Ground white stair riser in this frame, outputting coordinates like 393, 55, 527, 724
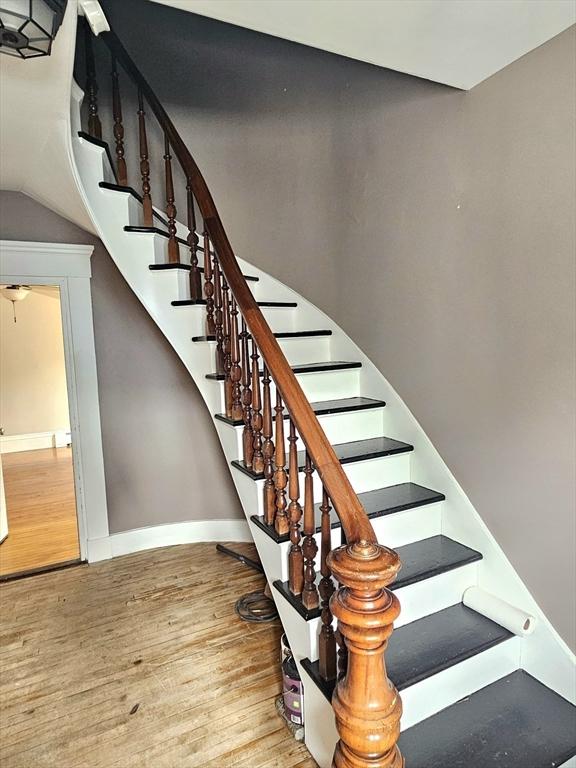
373, 502, 443, 550
171, 304, 298, 337
277, 560, 479, 663
297, 369, 361, 402
299, 637, 522, 768
195, 336, 332, 367
219, 407, 388, 460
208, 370, 362, 413
400, 636, 521, 730
235, 453, 411, 511
250, 499, 442, 586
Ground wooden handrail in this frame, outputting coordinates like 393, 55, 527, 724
101, 29, 375, 546
95, 27, 404, 768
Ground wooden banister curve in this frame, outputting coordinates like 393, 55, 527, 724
93, 27, 404, 768
102, 29, 375, 547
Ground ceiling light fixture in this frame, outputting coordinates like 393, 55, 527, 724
0, 284, 30, 322
0, 0, 67, 59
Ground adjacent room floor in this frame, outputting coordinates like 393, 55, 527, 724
0, 447, 80, 578
0, 541, 318, 767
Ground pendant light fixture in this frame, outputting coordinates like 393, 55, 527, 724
0, 284, 30, 322
0, 0, 67, 59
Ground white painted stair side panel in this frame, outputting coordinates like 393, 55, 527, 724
300, 668, 339, 768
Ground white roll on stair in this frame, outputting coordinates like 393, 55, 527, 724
463, 586, 537, 637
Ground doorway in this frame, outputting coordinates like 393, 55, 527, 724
0, 283, 80, 577
0, 240, 110, 569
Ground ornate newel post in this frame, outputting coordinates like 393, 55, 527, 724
328, 540, 404, 768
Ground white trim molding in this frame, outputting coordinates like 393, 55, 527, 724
0, 239, 109, 562
87, 519, 252, 562
0, 431, 72, 454
0, 241, 93, 277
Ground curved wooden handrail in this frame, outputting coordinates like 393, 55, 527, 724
96, 28, 404, 767
102, 29, 375, 546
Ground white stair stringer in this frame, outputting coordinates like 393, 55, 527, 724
68, 95, 574, 767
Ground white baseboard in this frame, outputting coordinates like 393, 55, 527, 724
0, 430, 71, 454
87, 518, 252, 562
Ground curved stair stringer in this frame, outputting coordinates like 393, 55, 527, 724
69, 93, 574, 767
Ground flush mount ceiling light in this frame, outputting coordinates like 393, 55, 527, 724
0, 0, 67, 59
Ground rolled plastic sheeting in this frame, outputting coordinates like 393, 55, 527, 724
463, 586, 537, 637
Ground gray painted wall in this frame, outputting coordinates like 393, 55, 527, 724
98, 1, 575, 649
0, 192, 243, 532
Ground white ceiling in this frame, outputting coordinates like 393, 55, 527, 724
0, 1, 93, 231
150, 0, 575, 90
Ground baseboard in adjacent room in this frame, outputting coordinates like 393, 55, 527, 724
87, 519, 252, 562
0, 431, 71, 454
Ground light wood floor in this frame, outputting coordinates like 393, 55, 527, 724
0, 448, 80, 578
0, 541, 318, 767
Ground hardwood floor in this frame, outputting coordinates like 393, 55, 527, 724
0, 542, 318, 767
0, 448, 80, 578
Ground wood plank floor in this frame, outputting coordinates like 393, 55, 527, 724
0, 542, 318, 767
0, 448, 80, 578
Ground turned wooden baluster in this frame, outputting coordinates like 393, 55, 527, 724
222, 279, 233, 418
301, 452, 319, 610
261, 365, 275, 524
229, 297, 243, 421
273, 391, 289, 536
203, 230, 216, 337
251, 341, 264, 473
240, 320, 254, 468
329, 543, 403, 768
287, 419, 304, 594
187, 184, 202, 300
84, 23, 101, 139
212, 253, 224, 372
111, 55, 127, 186
163, 135, 179, 263
318, 488, 337, 681
137, 88, 153, 226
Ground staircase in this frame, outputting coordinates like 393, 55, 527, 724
70, 23, 576, 768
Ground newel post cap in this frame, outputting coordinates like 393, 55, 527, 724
328, 539, 401, 592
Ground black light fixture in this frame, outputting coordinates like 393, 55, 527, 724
0, 0, 67, 59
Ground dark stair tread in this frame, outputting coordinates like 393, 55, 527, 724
79, 133, 118, 184
273, 535, 482, 621
251, 482, 445, 544
234, 436, 412, 480
398, 670, 576, 767
176, 299, 296, 308
302, 602, 514, 701
216, 395, 385, 427
207, 360, 360, 380
124, 225, 189, 247
194, 329, 331, 342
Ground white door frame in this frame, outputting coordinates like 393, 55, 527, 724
0, 240, 109, 561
